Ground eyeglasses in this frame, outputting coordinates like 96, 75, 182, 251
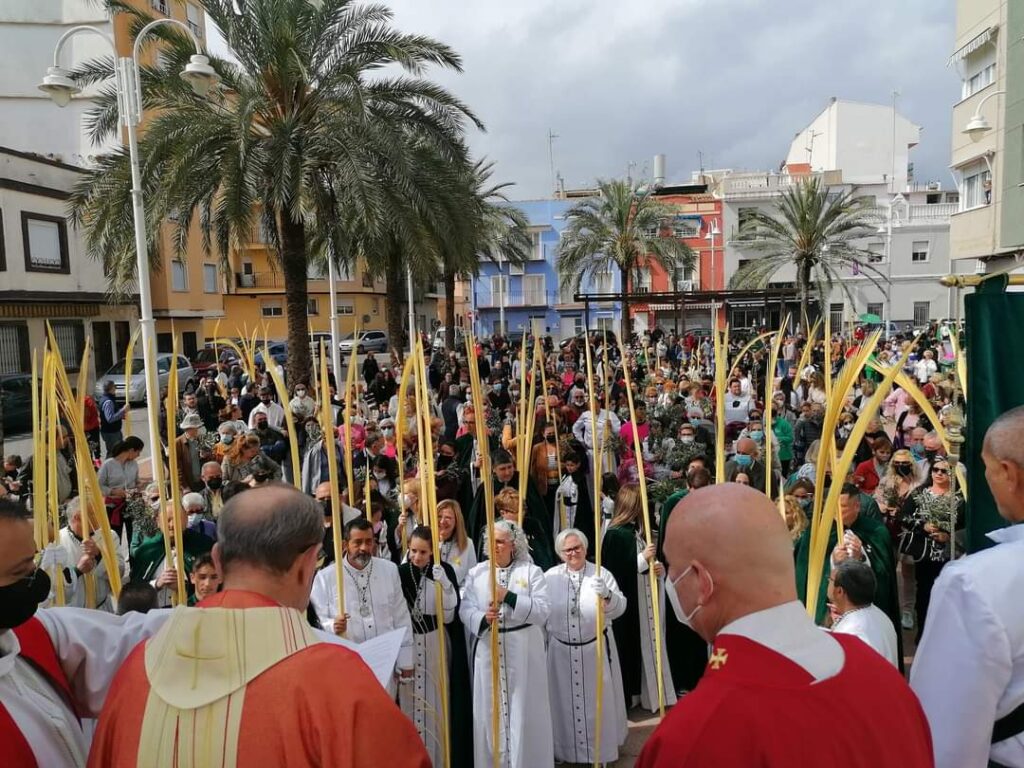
562, 545, 583, 555
932, 467, 950, 475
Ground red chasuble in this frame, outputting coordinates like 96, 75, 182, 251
637, 633, 933, 767
88, 590, 429, 768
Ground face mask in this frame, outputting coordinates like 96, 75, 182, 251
151, 500, 163, 511
187, 513, 202, 527
748, 430, 764, 443
256, 423, 268, 432
910, 444, 925, 459
798, 497, 813, 511
436, 454, 453, 469
401, 493, 413, 509
924, 449, 938, 462
382, 427, 395, 437
666, 564, 708, 628
0, 569, 51, 630
734, 453, 753, 468
373, 470, 387, 481
493, 384, 502, 392
295, 390, 306, 398
545, 434, 557, 444
894, 463, 915, 477
206, 478, 222, 491
680, 435, 695, 445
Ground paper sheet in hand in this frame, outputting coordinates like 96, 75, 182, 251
315, 627, 404, 689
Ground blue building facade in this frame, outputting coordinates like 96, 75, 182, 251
470, 198, 622, 341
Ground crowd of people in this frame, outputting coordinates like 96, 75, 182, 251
2, 320, 1023, 768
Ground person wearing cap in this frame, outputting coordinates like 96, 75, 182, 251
174, 412, 209, 493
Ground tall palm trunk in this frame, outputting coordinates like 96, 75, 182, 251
799, 261, 813, 335
384, 245, 407, 361
443, 267, 457, 350
281, 215, 313, 387
620, 263, 631, 342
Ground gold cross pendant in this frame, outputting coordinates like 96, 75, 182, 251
709, 647, 728, 670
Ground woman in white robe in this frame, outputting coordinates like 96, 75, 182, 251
460, 520, 553, 768
437, 499, 476, 587
544, 528, 628, 765
398, 526, 459, 768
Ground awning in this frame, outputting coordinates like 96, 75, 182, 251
948, 26, 996, 67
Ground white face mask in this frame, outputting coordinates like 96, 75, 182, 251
187, 513, 201, 527
401, 493, 413, 509
666, 564, 710, 628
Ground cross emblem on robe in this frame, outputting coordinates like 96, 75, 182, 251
709, 647, 728, 670
175, 620, 225, 689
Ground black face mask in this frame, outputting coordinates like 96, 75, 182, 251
894, 463, 915, 478
924, 449, 939, 462
545, 435, 557, 444
256, 424, 268, 432
252, 472, 270, 483
206, 478, 223, 491
436, 454, 454, 469
0, 569, 51, 630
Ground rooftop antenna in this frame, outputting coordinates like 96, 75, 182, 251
547, 129, 559, 196
805, 131, 823, 164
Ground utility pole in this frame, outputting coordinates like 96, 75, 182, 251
891, 89, 900, 193
547, 129, 559, 196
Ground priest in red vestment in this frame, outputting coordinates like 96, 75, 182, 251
638, 484, 933, 768
0, 498, 167, 768
89, 483, 430, 768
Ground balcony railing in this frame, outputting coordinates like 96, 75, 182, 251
721, 170, 843, 200
476, 290, 558, 308
187, 20, 203, 37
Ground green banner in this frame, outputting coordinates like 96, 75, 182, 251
965, 276, 1024, 552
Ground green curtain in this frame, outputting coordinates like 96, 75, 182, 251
965, 276, 1024, 552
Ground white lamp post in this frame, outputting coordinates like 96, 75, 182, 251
704, 219, 720, 326
40, 20, 217, 484
962, 90, 1006, 139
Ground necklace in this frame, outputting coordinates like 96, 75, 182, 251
833, 605, 867, 628
411, 567, 426, 624
567, 568, 584, 617
347, 557, 374, 617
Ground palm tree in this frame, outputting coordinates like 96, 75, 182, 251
439, 160, 531, 351
728, 176, 886, 332
68, 0, 478, 385
556, 179, 696, 341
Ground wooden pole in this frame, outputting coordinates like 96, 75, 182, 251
318, 342, 346, 631
164, 341, 187, 603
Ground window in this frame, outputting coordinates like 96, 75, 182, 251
338, 302, 354, 316
866, 302, 883, 318
529, 231, 546, 261
867, 242, 885, 263
261, 300, 283, 317
572, 316, 585, 335
21, 213, 69, 273
307, 298, 320, 315
962, 47, 996, 100
961, 163, 992, 210
594, 271, 613, 294
830, 302, 844, 330
362, 271, 374, 288
913, 301, 930, 326
489, 275, 508, 307
51, 321, 85, 371
559, 279, 577, 304
185, 3, 203, 36
634, 267, 652, 294
0, 323, 29, 374
671, 219, 700, 238
372, 299, 379, 315
203, 263, 218, 293
737, 208, 758, 232
150, 0, 169, 15
171, 260, 188, 291
523, 274, 545, 305
911, 241, 930, 263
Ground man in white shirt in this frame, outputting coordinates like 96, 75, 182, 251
0, 497, 166, 768
58, 496, 125, 613
722, 378, 754, 424
914, 349, 937, 385
828, 560, 898, 667
911, 405, 1024, 768
248, 385, 287, 432
309, 517, 413, 694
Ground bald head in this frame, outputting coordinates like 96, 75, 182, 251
665, 484, 797, 642
216, 483, 322, 573
983, 405, 1024, 522
735, 438, 757, 457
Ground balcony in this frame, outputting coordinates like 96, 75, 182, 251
476, 290, 558, 309
151, 0, 169, 14
187, 20, 203, 37
721, 170, 843, 200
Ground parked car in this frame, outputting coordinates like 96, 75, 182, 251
93, 354, 195, 405
339, 330, 388, 354
254, 342, 288, 367
190, 347, 220, 373
432, 326, 466, 352
0, 373, 33, 435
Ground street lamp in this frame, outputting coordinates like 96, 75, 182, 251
39, 20, 217, 486
962, 90, 1006, 140
704, 219, 720, 327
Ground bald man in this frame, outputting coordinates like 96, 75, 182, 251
637, 484, 932, 768
911, 404, 1024, 768
90, 483, 429, 768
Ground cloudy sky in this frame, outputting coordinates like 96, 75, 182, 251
378, 0, 959, 198
213, 1, 959, 198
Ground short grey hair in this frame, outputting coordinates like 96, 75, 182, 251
64, 496, 83, 519
217, 483, 323, 574
555, 528, 588, 555
488, 520, 530, 562
181, 492, 205, 512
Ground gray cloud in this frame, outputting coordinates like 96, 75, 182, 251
384, 0, 958, 196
